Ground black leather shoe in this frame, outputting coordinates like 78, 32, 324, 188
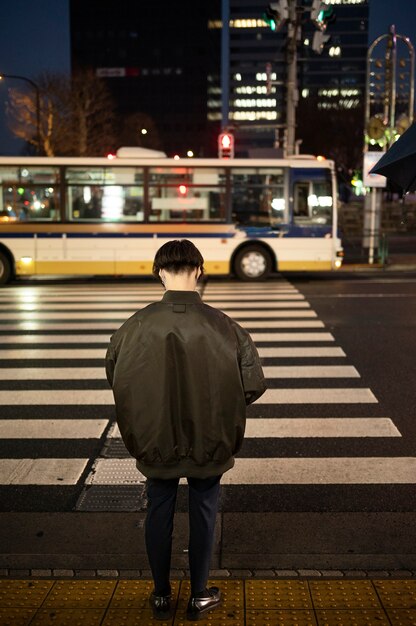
186, 586, 221, 621
149, 592, 173, 620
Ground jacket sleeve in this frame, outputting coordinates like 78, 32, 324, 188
105, 340, 116, 387
232, 321, 267, 405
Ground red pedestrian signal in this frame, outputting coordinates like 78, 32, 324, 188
218, 132, 234, 158
178, 184, 187, 196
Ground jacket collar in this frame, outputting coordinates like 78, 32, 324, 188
162, 290, 202, 304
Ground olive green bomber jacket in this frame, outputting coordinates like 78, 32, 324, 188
105, 290, 267, 479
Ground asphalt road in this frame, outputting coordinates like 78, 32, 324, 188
0, 271, 415, 570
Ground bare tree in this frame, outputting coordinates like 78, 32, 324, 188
69, 69, 116, 156
7, 70, 116, 156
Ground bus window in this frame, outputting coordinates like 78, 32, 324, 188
148, 167, 227, 222
293, 178, 333, 226
291, 167, 333, 227
0, 166, 60, 221
66, 167, 145, 221
231, 168, 286, 227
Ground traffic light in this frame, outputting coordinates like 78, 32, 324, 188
218, 131, 234, 158
263, 1, 288, 32
311, 0, 333, 32
312, 30, 330, 54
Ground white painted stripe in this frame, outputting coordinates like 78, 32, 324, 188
0, 312, 319, 329
222, 310, 317, 318
251, 332, 334, 342
0, 419, 108, 438
0, 390, 113, 404
259, 347, 346, 357
0, 312, 134, 320
258, 388, 378, 404
0, 346, 347, 359
0, 459, 88, 485
0, 323, 123, 331
240, 321, 324, 328
0, 335, 111, 344
0, 367, 105, 380
1, 303, 154, 311
263, 366, 359, 378
0, 309, 316, 321
0, 292, 299, 304
84, 457, 416, 485
0, 387, 376, 405
0, 285, 294, 296
225, 457, 416, 484
219, 302, 310, 309
244, 418, 401, 438
0, 349, 105, 359
0, 295, 305, 310
205, 295, 305, 301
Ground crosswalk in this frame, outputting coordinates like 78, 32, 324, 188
0, 278, 411, 513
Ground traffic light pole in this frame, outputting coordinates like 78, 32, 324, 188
285, 0, 298, 157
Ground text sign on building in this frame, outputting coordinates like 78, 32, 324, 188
363, 151, 386, 188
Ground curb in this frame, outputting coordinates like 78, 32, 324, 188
1, 568, 416, 579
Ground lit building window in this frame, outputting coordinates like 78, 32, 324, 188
233, 98, 277, 108
230, 111, 278, 120
235, 86, 273, 95
208, 18, 269, 29
256, 72, 276, 81
329, 46, 341, 57
208, 99, 222, 108
207, 112, 222, 120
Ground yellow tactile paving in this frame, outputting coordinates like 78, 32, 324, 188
309, 580, 381, 609
1, 578, 416, 624
373, 579, 416, 608
246, 609, 317, 625
0, 579, 53, 608
246, 580, 313, 609
30, 607, 106, 625
0, 607, 37, 626
42, 579, 117, 609
109, 579, 179, 609
315, 609, 390, 625
386, 608, 416, 624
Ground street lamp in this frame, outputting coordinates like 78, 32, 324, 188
0, 73, 41, 154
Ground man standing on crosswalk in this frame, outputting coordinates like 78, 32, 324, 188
105, 239, 266, 621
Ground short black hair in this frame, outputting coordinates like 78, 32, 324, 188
152, 239, 204, 279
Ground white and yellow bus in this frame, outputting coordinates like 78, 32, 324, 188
0, 153, 343, 284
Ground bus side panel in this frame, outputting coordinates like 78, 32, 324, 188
261, 236, 334, 271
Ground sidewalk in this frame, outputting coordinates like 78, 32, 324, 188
1, 573, 416, 625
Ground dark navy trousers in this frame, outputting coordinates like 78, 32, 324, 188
145, 475, 222, 596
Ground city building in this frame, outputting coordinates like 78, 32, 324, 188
70, 0, 221, 157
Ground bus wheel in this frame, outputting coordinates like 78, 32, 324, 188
0, 251, 11, 285
234, 245, 272, 281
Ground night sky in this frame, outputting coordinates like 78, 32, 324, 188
0, 0, 415, 155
